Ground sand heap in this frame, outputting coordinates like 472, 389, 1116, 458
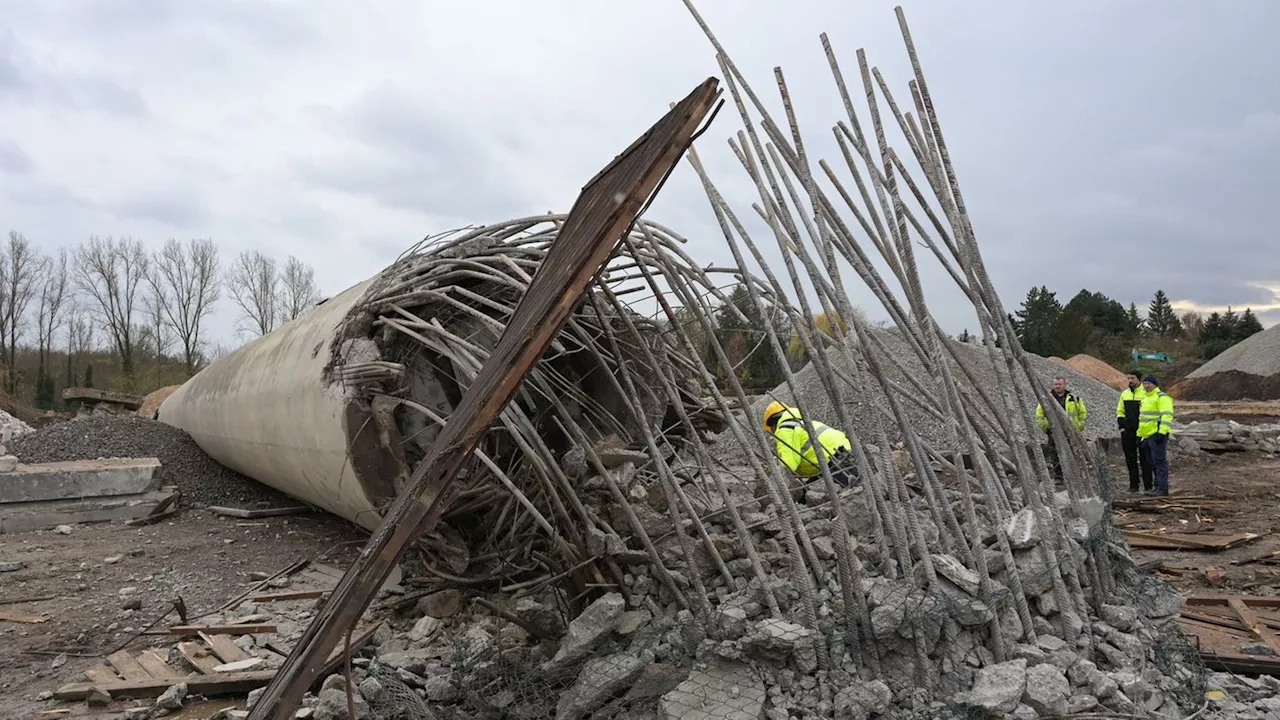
1178, 323, 1280, 400
1064, 354, 1130, 391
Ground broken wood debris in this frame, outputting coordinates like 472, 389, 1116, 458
167, 623, 278, 636
1177, 594, 1280, 676
1123, 528, 1265, 551
0, 610, 46, 623
210, 505, 309, 519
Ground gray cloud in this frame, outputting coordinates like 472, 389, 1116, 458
0, 30, 148, 117
0, 140, 33, 175
294, 91, 529, 220
110, 193, 209, 228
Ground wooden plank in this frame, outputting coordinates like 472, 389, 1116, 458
55, 624, 381, 701
178, 641, 222, 674
169, 624, 276, 636
0, 611, 45, 623
201, 632, 251, 663
215, 658, 265, 673
251, 590, 326, 603
1228, 597, 1280, 656
210, 506, 308, 519
83, 666, 117, 684
298, 571, 340, 588
308, 564, 345, 580
135, 649, 185, 680
56, 670, 279, 700
222, 559, 310, 612
106, 650, 153, 682
249, 79, 722, 719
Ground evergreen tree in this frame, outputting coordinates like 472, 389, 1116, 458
1126, 303, 1145, 336
1235, 308, 1264, 343
1146, 290, 1182, 338
1013, 286, 1063, 356
958, 328, 972, 343
83, 363, 94, 389
1199, 311, 1233, 359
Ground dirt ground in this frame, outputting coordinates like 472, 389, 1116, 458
1113, 448, 1280, 596
0, 508, 364, 719
1, 405, 1277, 718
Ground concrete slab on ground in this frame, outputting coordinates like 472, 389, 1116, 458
0, 489, 176, 533
0, 458, 161, 504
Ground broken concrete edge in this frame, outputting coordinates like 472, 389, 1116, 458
0, 490, 178, 533
0, 458, 162, 504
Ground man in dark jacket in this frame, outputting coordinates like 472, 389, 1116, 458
1116, 370, 1151, 493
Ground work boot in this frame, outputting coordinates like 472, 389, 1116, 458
1153, 488, 1169, 497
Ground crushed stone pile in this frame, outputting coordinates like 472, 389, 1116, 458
9, 414, 291, 507
714, 329, 1120, 466
1065, 354, 1130, 390
1180, 323, 1280, 400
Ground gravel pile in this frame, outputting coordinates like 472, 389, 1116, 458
10, 414, 291, 507
1188, 322, 1280, 379
713, 329, 1120, 464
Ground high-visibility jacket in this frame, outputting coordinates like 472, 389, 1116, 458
770, 407, 851, 477
1116, 386, 1148, 432
1036, 392, 1088, 433
1137, 388, 1174, 438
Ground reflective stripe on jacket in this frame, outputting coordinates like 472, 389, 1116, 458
771, 408, 851, 477
1036, 392, 1088, 433
1137, 388, 1174, 438
1116, 386, 1148, 431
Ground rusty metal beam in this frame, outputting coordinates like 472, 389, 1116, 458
247, 77, 721, 719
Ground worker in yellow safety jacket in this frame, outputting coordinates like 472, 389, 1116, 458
762, 402, 856, 486
1116, 370, 1152, 493
1034, 376, 1088, 481
1136, 375, 1174, 497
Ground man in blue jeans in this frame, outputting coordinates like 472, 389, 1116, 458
1136, 375, 1175, 496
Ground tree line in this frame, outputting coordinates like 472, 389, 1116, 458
1011, 286, 1263, 364
1, 231, 323, 409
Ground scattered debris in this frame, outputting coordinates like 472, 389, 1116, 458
1123, 529, 1265, 551
210, 505, 310, 519
1178, 594, 1280, 675
62, 387, 146, 414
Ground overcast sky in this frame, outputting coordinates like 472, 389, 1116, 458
2, 0, 1277, 350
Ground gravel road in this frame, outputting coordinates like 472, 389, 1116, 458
11, 414, 291, 507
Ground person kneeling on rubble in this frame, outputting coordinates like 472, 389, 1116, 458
763, 402, 857, 487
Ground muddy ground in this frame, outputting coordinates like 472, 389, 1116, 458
0, 509, 364, 719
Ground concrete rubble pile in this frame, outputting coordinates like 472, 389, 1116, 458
156, 5, 1265, 719
1171, 419, 1280, 456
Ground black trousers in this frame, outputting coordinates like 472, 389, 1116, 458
1121, 429, 1145, 491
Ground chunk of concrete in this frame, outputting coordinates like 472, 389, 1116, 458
933, 554, 981, 596
547, 592, 626, 667
556, 649, 653, 720
0, 489, 177, 533
0, 458, 161, 503
834, 679, 892, 720
953, 659, 1027, 716
658, 660, 766, 720
1022, 663, 1070, 715
1004, 507, 1042, 549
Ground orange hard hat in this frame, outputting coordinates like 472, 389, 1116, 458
763, 401, 787, 431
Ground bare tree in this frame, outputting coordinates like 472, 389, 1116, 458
64, 306, 95, 387
226, 250, 278, 336
142, 285, 172, 363
34, 248, 70, 403
147, 238, 219, 374
2, 232, 42, 392
73, 236, 149, 379
279, 255, 320, 322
